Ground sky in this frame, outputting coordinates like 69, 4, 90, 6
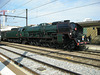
0, 0, 100, 27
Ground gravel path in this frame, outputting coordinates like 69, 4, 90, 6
0, 45, 100, 75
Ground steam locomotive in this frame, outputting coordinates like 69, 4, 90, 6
1, 20, 88, 50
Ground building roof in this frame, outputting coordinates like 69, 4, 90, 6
77, 20, 100, 27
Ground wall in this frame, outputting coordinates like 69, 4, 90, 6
83, 27, 100, 44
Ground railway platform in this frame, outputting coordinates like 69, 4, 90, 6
0, 54, 27, 75
86, 44, 100, 50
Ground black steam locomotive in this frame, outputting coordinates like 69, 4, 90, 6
1, 20, 88, 50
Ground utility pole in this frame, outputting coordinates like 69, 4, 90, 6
26, 9, 28, 26
0, 16, 1, 30
0, 10, 7, 28
0, 19, 1, 30
3, 16, 5, 27
0, 18, 1, 41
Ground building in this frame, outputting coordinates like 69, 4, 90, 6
78, 20, 100, 44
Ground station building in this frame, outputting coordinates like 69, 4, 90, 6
78, 20, 100, 44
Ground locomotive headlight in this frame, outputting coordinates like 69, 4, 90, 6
78, 40, 80, 42
70, 33, 72, 35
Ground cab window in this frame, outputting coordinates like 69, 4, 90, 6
71, 23, 76, 29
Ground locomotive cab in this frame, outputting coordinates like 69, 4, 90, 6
70, 23, 83, 37
70, 23, 88, 46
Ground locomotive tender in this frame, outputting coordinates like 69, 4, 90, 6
1, 20, 88, 50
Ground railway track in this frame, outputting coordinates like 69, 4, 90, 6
1, 42, 100, 68
76, 50, 100, 56
0, 41, 100, 75
0, 46, 79, 75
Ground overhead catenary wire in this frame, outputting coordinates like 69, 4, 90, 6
0, 14, 26, 18
0, 0, 11, 9
30, 0, 58, 11
17, 0, 58, 15
0, 0, 32, 15
6, 0, 33, 16
1, 21, 19, 23
29, 1, 100, 19
14, 0, 33, 9
1, 0, 32, 10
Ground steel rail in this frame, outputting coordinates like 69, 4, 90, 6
0, 47, 80, 75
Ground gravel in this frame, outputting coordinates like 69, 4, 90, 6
0, 45, 100, 75
0, 46, 71, 75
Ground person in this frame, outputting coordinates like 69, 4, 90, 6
88, 35, 91, 44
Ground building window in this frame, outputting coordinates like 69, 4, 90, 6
97, 28, 100, 35
93, 27, 95, 30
